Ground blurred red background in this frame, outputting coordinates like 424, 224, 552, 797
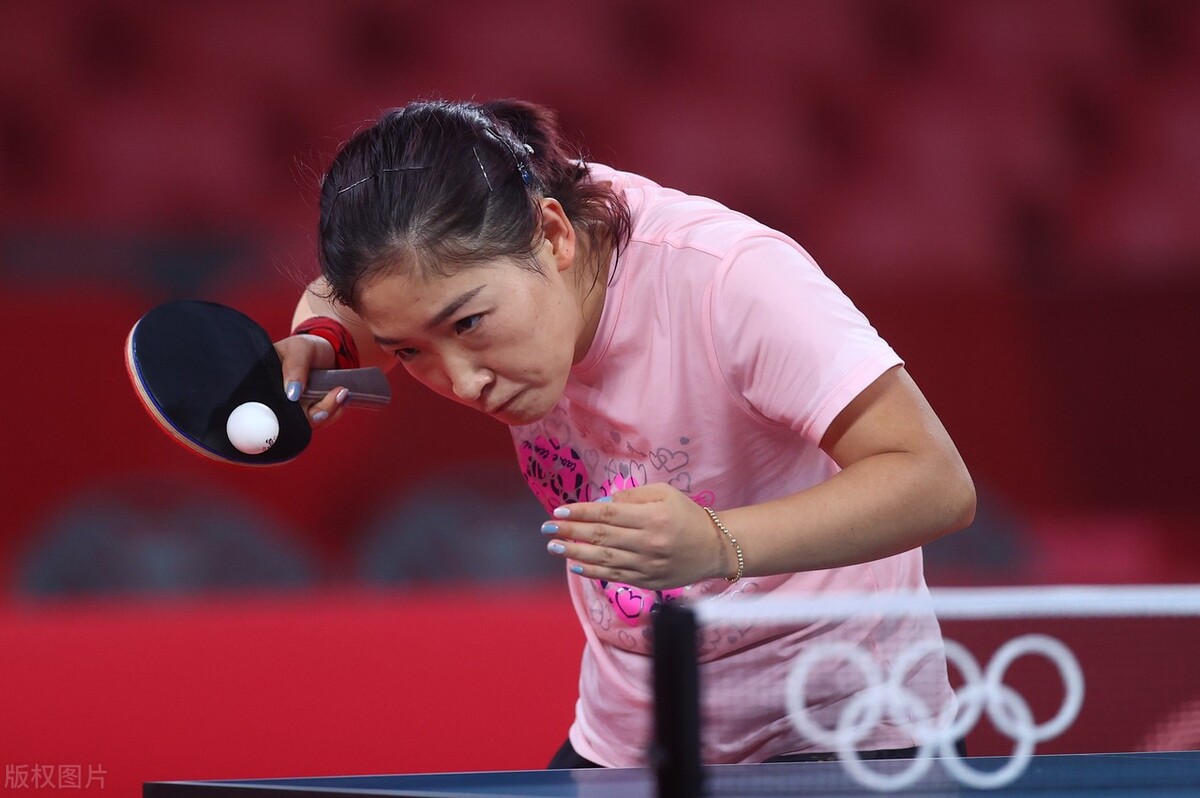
1, 1, 1198, 794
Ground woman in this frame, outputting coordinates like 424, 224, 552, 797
277, 98, 976, 767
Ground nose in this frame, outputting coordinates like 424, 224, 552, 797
444, 354, 491, 402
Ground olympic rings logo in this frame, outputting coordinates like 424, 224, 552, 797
784, 634, 1085, 791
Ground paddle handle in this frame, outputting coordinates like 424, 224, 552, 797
302, 367, 391, 408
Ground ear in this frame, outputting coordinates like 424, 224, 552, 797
539, 197, 576, 273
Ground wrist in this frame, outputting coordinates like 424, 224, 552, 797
702, 506, 744, 583
291, 316, 361, 370
294, 334, 337, 369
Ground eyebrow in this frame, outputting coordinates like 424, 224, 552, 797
374, 285, 487, 346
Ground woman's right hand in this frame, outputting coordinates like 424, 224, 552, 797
274, 333, 351, 427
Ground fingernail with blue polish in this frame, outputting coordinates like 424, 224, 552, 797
540, 522, 559, 535
597, 496, 613, 503
570, 564, 584, 575
547, 541, 566, 554
336, 388, 350, 405
553, 506, 571, 519
286, 381, 302, 402
311, 410, 329, 424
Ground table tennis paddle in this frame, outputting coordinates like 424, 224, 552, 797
125, 299, 390, 466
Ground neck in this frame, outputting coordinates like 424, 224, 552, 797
572, 235, 612, 363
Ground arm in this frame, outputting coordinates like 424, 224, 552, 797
545, 365, 976, 588
711, 364, 975, 577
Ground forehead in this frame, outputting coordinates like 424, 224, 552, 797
356, 266, 479, 323
359, 252, 547, 306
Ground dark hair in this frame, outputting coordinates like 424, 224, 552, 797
317, 99, 631, 308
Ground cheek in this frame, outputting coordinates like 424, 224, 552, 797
511, 336, 572, 378
540, 301, 580, 354
497, 322, 564, 372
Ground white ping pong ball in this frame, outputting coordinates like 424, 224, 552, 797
226, 401, 280, 455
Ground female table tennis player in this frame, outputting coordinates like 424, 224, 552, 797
275, 99, 976, 767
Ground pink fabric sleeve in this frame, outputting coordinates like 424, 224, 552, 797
706, 234, 903, 445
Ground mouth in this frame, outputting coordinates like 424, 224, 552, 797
488, 391, 522, 417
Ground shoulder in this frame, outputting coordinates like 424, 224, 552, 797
589, 164, 808, 276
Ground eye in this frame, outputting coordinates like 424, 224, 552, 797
393, 347, 419, 362
455, 313, 483, 335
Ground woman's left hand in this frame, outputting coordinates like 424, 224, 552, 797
541, 483, 732, 589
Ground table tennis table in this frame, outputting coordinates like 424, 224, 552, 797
143, 751, 1200, 797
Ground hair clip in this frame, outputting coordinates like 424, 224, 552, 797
518, 143, 535, 185
476, 126, 534, 189
472, 146, 494, 192
336, 175, 374, 195
335, 165, 428, 195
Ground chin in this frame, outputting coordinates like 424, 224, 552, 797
495, 406, 548, 427
492, 394, 553, 426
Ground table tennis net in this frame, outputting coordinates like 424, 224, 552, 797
649, 586, 1200, 794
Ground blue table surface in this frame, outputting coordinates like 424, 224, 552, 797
143, 751, 1200, 797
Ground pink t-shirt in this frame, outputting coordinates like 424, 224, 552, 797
510, 166, 952, 766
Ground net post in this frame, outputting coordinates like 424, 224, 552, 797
650, 601, 704, 798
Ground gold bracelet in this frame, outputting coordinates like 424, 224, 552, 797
703, 506, 744, 583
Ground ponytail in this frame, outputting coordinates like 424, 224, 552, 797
485, 99, 630, 272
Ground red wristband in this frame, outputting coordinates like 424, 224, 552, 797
291, 316, 361, 370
